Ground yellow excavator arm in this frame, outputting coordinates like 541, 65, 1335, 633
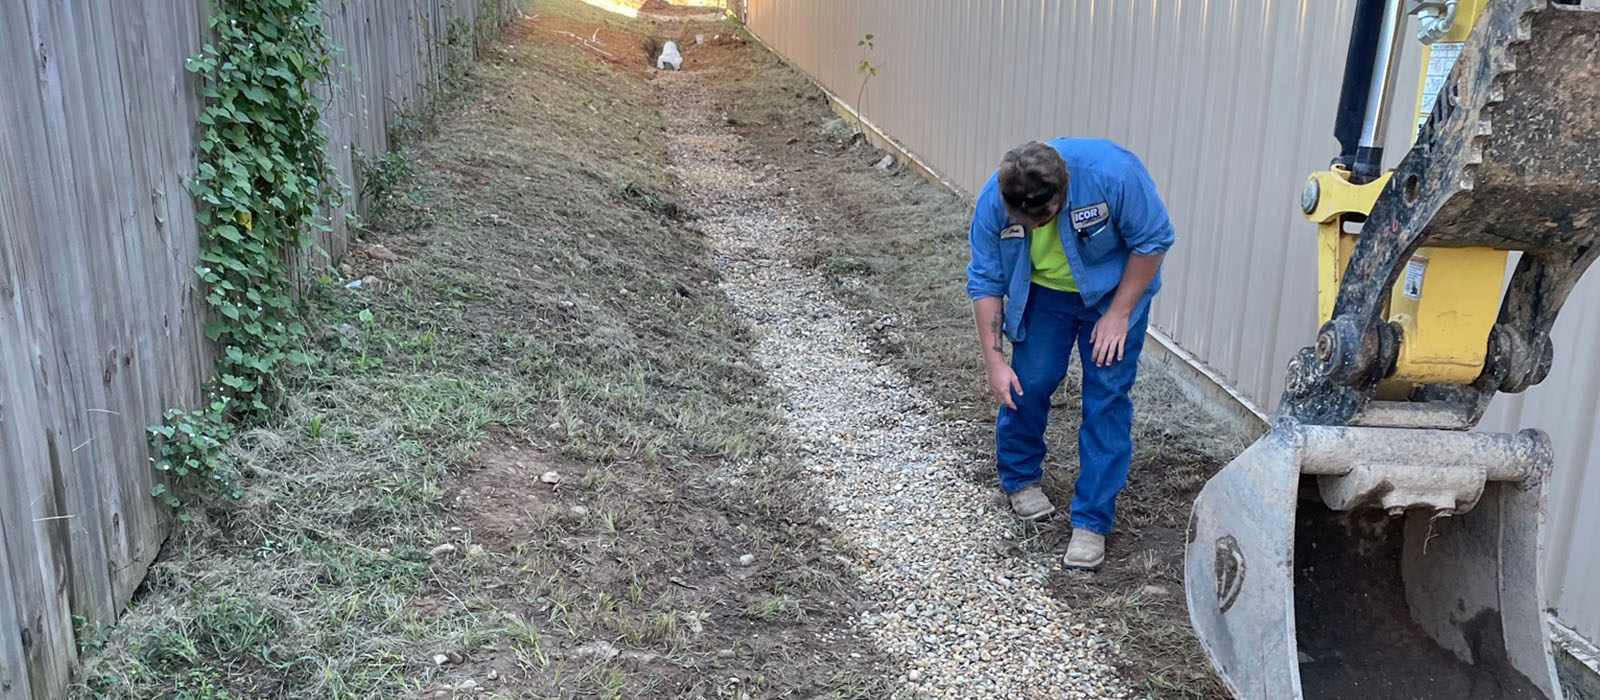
1185, 0, 1600, 698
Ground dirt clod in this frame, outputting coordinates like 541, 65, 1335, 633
574, 640, 619, 662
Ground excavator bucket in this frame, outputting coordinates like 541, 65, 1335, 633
1185, 423, 1564, 700
1184, 0, 1600, 696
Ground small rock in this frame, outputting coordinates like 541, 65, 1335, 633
571, 505, 589, 516
908, 668, 924, 682
486, 668, 500, 681
361, 275, 379, 287
873, 154, 896, 170
1141, 584, 1171, 597
539, 470, 561, 485
428, 543, 456, 558
457, 679, 478, 691
738, 554, 756, 567
432, 653, 451, 666
467, 544, 486, 558
446, 651, 465, 665
819, 118, 854, 142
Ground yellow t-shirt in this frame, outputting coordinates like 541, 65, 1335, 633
1029, 218, 1078, 292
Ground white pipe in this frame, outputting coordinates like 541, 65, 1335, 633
1417, 0, 1459, 44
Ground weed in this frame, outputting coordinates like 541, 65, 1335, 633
357, 147, 418, 220
744, 594, 800, 621
820, 252, 871, 276
72, 615, 110, 655
855, 33, 879, 120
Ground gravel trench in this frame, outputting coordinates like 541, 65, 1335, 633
654, 69, 1131, 700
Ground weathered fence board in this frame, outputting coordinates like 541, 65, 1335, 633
0, 2, 515, 698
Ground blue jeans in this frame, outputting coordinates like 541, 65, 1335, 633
996, 284, 1147, 535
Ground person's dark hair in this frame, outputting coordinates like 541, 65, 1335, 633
997, 141, 1068, 224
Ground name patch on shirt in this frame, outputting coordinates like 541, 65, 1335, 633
1068, 202, 1109, 232
1000, 224, 1026, 240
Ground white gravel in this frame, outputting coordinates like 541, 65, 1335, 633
654, 70, 1130, 700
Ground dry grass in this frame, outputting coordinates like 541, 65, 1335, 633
73, 3, 893, 698
703, 36, 1249, 700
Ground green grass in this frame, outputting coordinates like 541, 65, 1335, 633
74, 2, 893, 698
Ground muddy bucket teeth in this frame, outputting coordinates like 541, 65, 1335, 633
1184, 424, 1564, 700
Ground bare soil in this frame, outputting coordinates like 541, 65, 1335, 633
73, 3, 893, 698
694, 24, 1249, 700
1294, 502, 1547, 700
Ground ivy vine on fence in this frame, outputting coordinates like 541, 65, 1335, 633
150, 0, 339, 513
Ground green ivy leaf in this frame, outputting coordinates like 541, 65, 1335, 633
164, 0, 347, 516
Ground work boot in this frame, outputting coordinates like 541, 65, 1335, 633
1064, 528, 1106, 570
1007, 484, 1056, 521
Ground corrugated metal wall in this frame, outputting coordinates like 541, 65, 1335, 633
744, 0, 1599, 644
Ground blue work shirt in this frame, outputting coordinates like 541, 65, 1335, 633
965, 137, 1176, 342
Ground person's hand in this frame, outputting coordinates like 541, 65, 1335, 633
1090, 311, 1131, 367
986, 359, 1023, 410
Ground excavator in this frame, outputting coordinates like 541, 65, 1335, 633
1183, 0, 1600, 698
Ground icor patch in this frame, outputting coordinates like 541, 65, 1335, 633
1068, 202, 1109, 231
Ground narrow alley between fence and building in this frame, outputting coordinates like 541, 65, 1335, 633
656, 63, 1133, 698
69, 2, 1245, 698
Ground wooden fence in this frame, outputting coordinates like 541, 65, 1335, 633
0, 2, 516, 698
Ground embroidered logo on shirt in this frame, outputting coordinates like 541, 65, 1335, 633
1000, 224, 1026, 239
1068, 202, 1109, 232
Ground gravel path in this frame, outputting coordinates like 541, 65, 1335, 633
654, 70, 1131, 700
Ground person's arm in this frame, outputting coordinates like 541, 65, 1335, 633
1089, 156, 1176, 367
1088, 253, 1164, 366
966, 180, 1022, 408
974, 296, 1022, 409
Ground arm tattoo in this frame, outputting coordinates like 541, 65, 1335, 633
989, 316, 1004, 354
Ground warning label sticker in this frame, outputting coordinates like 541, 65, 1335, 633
1418, 42, 1464, 137
1402, 256, 1428, 299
